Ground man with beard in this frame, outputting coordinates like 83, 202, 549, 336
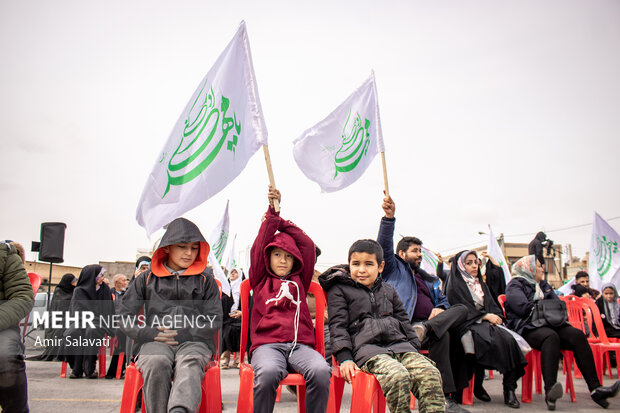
377, 194, 472, 413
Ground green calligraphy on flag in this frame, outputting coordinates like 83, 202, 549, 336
212, 230, 228, 262
333, 110, 370, 178
594, 235, 619, 278
163, 79, 241, 198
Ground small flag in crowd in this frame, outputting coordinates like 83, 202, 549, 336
209, 200, 230, 263
487, 225, 511, 285
226, 234, 238, 272
136, 21, 268, 236
588, 212, 620, 290
420, 246, 440, 277
209, 249, 231, 296
293, 71, 384, 192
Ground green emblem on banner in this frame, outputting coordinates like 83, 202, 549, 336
594, 235, 619, 278
212, 230, 228, 262
333, 110, 370, 178
162, 79, 241, 198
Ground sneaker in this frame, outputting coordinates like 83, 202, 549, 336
413, 323, 427, 343
69, 371, 82, 379
445, 396, 470, 413
545, 382, 563, 411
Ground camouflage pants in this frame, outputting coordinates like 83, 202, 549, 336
362, 352, 445, 413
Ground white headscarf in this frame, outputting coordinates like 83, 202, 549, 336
229, 268, 243, 312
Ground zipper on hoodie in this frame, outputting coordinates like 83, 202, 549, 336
369, 291, 378, 317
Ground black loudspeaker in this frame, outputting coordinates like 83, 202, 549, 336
39, 222, 66, 263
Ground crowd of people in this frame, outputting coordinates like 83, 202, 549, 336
2, 188, 620, 413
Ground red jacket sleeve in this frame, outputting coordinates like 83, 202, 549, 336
277, 217, 316, 290
249, 206, 281, 288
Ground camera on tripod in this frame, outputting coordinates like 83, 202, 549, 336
544, 239, 554, 255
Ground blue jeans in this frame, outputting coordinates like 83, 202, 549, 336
251, 343, 331, 413
0, 327, 28, 413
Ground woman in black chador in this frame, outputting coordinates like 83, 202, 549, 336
33, 273, 77, 361
445, 250, 526, 409
65, 265, 115, 378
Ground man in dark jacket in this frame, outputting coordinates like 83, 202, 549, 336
320, 239, 444, 413
0, 241, 35, 413
528, 232, 547, 269
378, 195, 470, 413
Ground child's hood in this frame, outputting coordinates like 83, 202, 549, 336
318, 264, 353, 291
151, 217, 210, 277
263, 232, 303, 277
602, 283, 619, 299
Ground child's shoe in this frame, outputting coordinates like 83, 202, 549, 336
230, 352, 240, 368
220, 350, 230, 369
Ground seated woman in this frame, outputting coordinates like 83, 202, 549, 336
505, 255, 620, 410
32, 273, 77, 361
220, 268, 243, 368
65, 265, 115, 379
595, 283, 620, 339
445, 250, 526, 409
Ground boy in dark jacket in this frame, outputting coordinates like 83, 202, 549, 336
249, 187, 331, 413
320, 239, 444, 413
120, 218, 222, 413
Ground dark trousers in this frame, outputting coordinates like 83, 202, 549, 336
419, 304, 469, 394
0, 328, 28, 413
252, 343, 331, 413
522, 325, 600, 392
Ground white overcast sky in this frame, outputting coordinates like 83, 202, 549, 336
1, 0, 619, 271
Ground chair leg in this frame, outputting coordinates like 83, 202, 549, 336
60, 361, 67, 378
276, 384, 282, 403
521, 351, 534, 403
98, 346, 106, 378
296, 385, 306, 413
116, 352, 125, 379
409, 392, 415, 410
562, 352, 576, 403
462, 375, 474, 405
120, 364, 143, 413
327, 373, 345, 413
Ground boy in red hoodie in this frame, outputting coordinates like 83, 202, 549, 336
249, 187, 331, 413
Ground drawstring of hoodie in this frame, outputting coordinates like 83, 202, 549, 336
264, 279, 302, 358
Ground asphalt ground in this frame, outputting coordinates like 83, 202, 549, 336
24, 354, 620, 413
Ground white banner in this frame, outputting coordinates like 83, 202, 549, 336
209, 249, 231, 296
420, 246, 439, 277
136, 21, 268, 236
293, 71, 384, 192
225, 234, 238, 272
588, 212, 620, 291
487, 225, 511, 285
209, 200, 230, 263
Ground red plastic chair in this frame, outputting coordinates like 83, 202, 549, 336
60, 340, 107, 378
498, 294, 576, 403
237, 279, 338, 413
573, 297, 620, 384
119, 278, 224, 412
21, 273, 42, 340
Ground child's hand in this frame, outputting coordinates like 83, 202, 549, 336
340, 360, 360, 383
154, 327, 179, 346
229, 310, 242, 319
267, 185, 281, 207
382, 191, 395, 218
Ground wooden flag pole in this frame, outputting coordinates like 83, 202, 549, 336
381, 152, 389, 197
262, 145, 280, 212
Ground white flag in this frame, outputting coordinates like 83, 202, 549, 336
209, 200, 230, 263
225, 234, 238, 272
209, 249, 231, 296
420, 246, 439, 277
487, 225, 511, 285
557, 277, 576, 296
588, 212, 620, 291
293, 71, 384, 192
136, 21, 267, 236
